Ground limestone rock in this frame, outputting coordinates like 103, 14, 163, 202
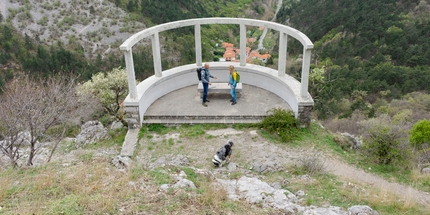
173, 178, 196, 189
111, 155, 132, 170
252, 161, 283, 173
334, 132, 361, 150
348, 205, 379, 215
216, 176, 376, 215
149, 154, 189, 169
227, 162, 237, 171
76, 120, 110, 147
110, 120, 124, 130
0, 131, 36, 147
159, 184, 170, 191
422, 167, 430, 174
295, 190, 305, 197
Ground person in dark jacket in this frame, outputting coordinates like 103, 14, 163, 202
212, 139, 234, 167
201, 63, 217, 107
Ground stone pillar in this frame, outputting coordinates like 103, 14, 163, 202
300, 48, 312, 98
240, 24, 246, 66
125, 106, 140, 128
152, 32, 162, 77
278, 32, 288, 77
124, 49, 137, 100
298, 105, 313, 128
195, 24, 202, 67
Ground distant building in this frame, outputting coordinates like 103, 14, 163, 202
221, 41, 270, 63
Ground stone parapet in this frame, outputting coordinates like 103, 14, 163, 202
298, 104, 313, 128
125, 105, 140, 128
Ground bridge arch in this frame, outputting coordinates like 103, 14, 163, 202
120, 18, 314, 127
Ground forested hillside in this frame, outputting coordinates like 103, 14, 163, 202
0, 0, 276, 84
2, 0, 430, 120
276, 0, 430, 119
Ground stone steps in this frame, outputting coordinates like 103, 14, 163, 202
142, 115, 265, 124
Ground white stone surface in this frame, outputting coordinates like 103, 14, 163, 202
121, 18, 314, 126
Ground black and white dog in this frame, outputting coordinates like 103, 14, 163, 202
212, 140, 234, 167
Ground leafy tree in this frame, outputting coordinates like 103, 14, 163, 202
78, 67, 130, 127
409, 119, 430, 148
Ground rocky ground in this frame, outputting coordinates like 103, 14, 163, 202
2, 0, 146, 58
2, 122, 430, 214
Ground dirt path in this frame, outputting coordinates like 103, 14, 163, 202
326, 158, 430, 207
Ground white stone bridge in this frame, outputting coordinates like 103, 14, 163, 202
120, 18, 314, 128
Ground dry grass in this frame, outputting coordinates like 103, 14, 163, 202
197, 179, 229, 207
347, 181, 430, 214
1, 158, 135, 214
0, 155, 270, 214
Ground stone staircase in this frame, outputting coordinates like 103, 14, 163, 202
141, 114, 266, 124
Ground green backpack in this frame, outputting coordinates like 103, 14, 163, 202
234, 71, 240, 83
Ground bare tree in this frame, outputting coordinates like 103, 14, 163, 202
0, 74, 81, 168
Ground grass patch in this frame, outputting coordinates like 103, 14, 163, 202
78, 152, 93, 162
147, 124, 174, 135
231, 123, 258, 129
148, 168, 173, 185
138, 126, 147, 140
168, 138, 175, 146
179, 124, 206, 137
130, 165, 146, 180
46, 194, 85, 214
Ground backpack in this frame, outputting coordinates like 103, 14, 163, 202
233, 71, 240, 83
197, 68, 202, 81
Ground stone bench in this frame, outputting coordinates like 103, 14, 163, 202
197, 83, 242, 95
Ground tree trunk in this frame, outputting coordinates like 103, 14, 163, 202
47, 127, 66, 163
117, 115, 128, 127
27, 142, 35, 166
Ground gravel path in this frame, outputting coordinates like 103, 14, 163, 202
326, 158, 430, 207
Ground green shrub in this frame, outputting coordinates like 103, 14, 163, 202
410, 119, 430, 148
295, 152, 327, 176
359, 115, 411, 166
258, 108, 299, 142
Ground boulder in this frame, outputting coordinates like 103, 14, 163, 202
421, 167, 430, 174
76, 120, 110, 147
110, 120, 124, 130
216, 176, 379, 215
173, 178, 196, 189
0, 131, 36, 147
334, 132, 361, 150
111, 155, 132, 170
149, 154, 189, 169
348, 205, 379, 215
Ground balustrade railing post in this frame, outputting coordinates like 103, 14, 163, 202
278, 32, 288, 77
152, 32, 162, 77
300, 48, 312, 98
240, 24, 246, 66
195, 24, 202, 66
124, 48, 137, 99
